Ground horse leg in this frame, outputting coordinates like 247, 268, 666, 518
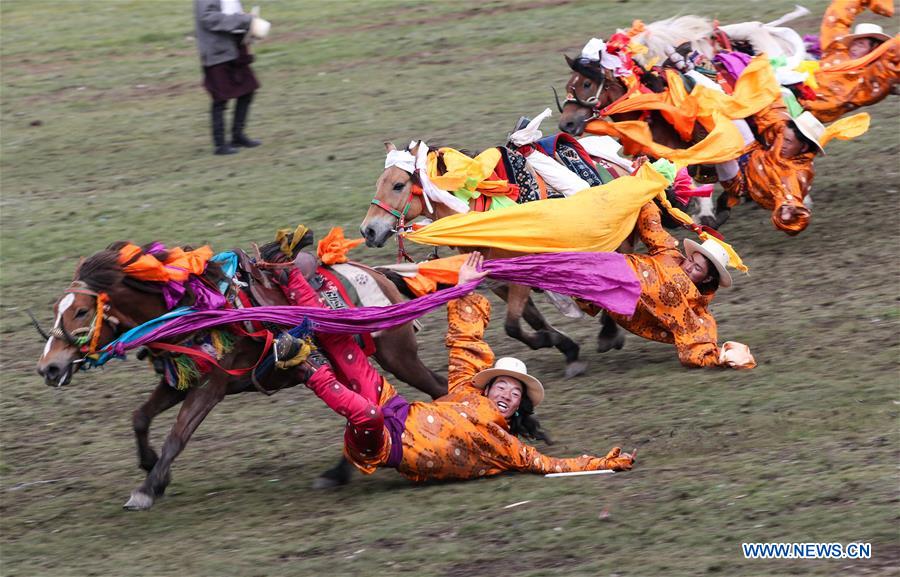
597, 311, 626, 353
694, 196, 719, 229
373, 326, 447, 400
123, 376, 227, 511
133, 378, 186, 472
520, 297, 587, 379
500, 284, 555, 349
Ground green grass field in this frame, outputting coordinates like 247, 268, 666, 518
1, 1, 898, 575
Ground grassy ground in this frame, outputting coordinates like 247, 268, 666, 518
1, 0, 898, 575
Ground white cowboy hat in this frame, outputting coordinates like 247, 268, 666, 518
845, 22, 891, 44
790, 111, 826, 155
682, 238, 733, 288
472, 357, 545, 408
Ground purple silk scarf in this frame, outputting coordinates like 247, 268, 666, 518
803, 34, 822, 60
381, 394, 410, 468
714, 52, 752, 81
106, 252, 640, 357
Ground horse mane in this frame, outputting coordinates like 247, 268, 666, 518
75, 249, 124, 292
76, 241, 226, 307
408, 141, 478, 160
631, 15, 716, 65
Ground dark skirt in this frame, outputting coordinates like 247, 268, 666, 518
202, 44, 259, 101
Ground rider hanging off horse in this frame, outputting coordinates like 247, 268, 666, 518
556, 9, 876, 235
34, 228, 449, 508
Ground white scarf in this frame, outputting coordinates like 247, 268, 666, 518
580, 37, 625, 73
220, 0, 244, 15
508, 108, 553, 146
384, 149, 416, 174
382, 144, 470, 214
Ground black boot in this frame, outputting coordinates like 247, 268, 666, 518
211, 100, 238, 155
231, 93, 261, 148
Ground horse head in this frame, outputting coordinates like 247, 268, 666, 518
360, 141, 430, 248
37, 252, 127, 387
557, 55, 628, 136
35, 243, 176, 387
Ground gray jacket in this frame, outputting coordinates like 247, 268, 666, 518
194, 0, 253, 67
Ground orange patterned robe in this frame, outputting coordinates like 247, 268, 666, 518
802, 0, 900, 122
349, 293, 631, 481
721, 100, 815, 235
607, 202, 724, 368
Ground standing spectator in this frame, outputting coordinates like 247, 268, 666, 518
193, 0, 269, 155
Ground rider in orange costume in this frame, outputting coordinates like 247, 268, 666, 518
801, 0, 899, 122
279, 254, 634, 481
717, 101, 820, 235
602, 202, 751, 368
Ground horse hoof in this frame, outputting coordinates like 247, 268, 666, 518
597, 333, 625, 353
714, 209, 731, 229
312, 475, 345, 490
564, 360, 588, 379
123, 490, 154, 511
698, 214, 718, 229
311, 465, 353, 490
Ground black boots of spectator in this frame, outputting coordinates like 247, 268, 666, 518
211, 94, 261, 155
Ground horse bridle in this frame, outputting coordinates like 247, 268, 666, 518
52, 281, 122, 363
369, 171, 435, 263
369, 184, 415, 230
554, 65, 615, 123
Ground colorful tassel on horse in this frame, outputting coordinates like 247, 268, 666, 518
172, 355, 201, 390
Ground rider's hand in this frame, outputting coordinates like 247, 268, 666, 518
601, 447, 636, 471
457, 251, 489, 286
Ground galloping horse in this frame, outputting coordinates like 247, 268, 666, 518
35, 236, 444, 510
555, 52, 726, 228
557, 14, 811, 227
360, 141, 619, 378
557, 53, 709, 145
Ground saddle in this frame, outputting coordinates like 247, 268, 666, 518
230, 249, 377, 356
233, 249, 291, 308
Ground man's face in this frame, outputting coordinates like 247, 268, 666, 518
849, 37, 876, 59
485, 376, 524, 419
681, 252, 712, 285
781, 125, 810, 158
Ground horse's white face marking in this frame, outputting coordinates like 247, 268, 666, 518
42, 293, 74, 358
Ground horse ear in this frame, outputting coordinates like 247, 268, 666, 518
72, 257, 85, 280
384, 141, 397, 152
564, 54, 577, 71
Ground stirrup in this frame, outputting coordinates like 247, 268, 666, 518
274, 333, 312, 369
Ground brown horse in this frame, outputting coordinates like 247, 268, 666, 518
557, 54, 710, 151
35, 238, 445, 510
361, 141, 596, 378
556, 54, 732, 230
